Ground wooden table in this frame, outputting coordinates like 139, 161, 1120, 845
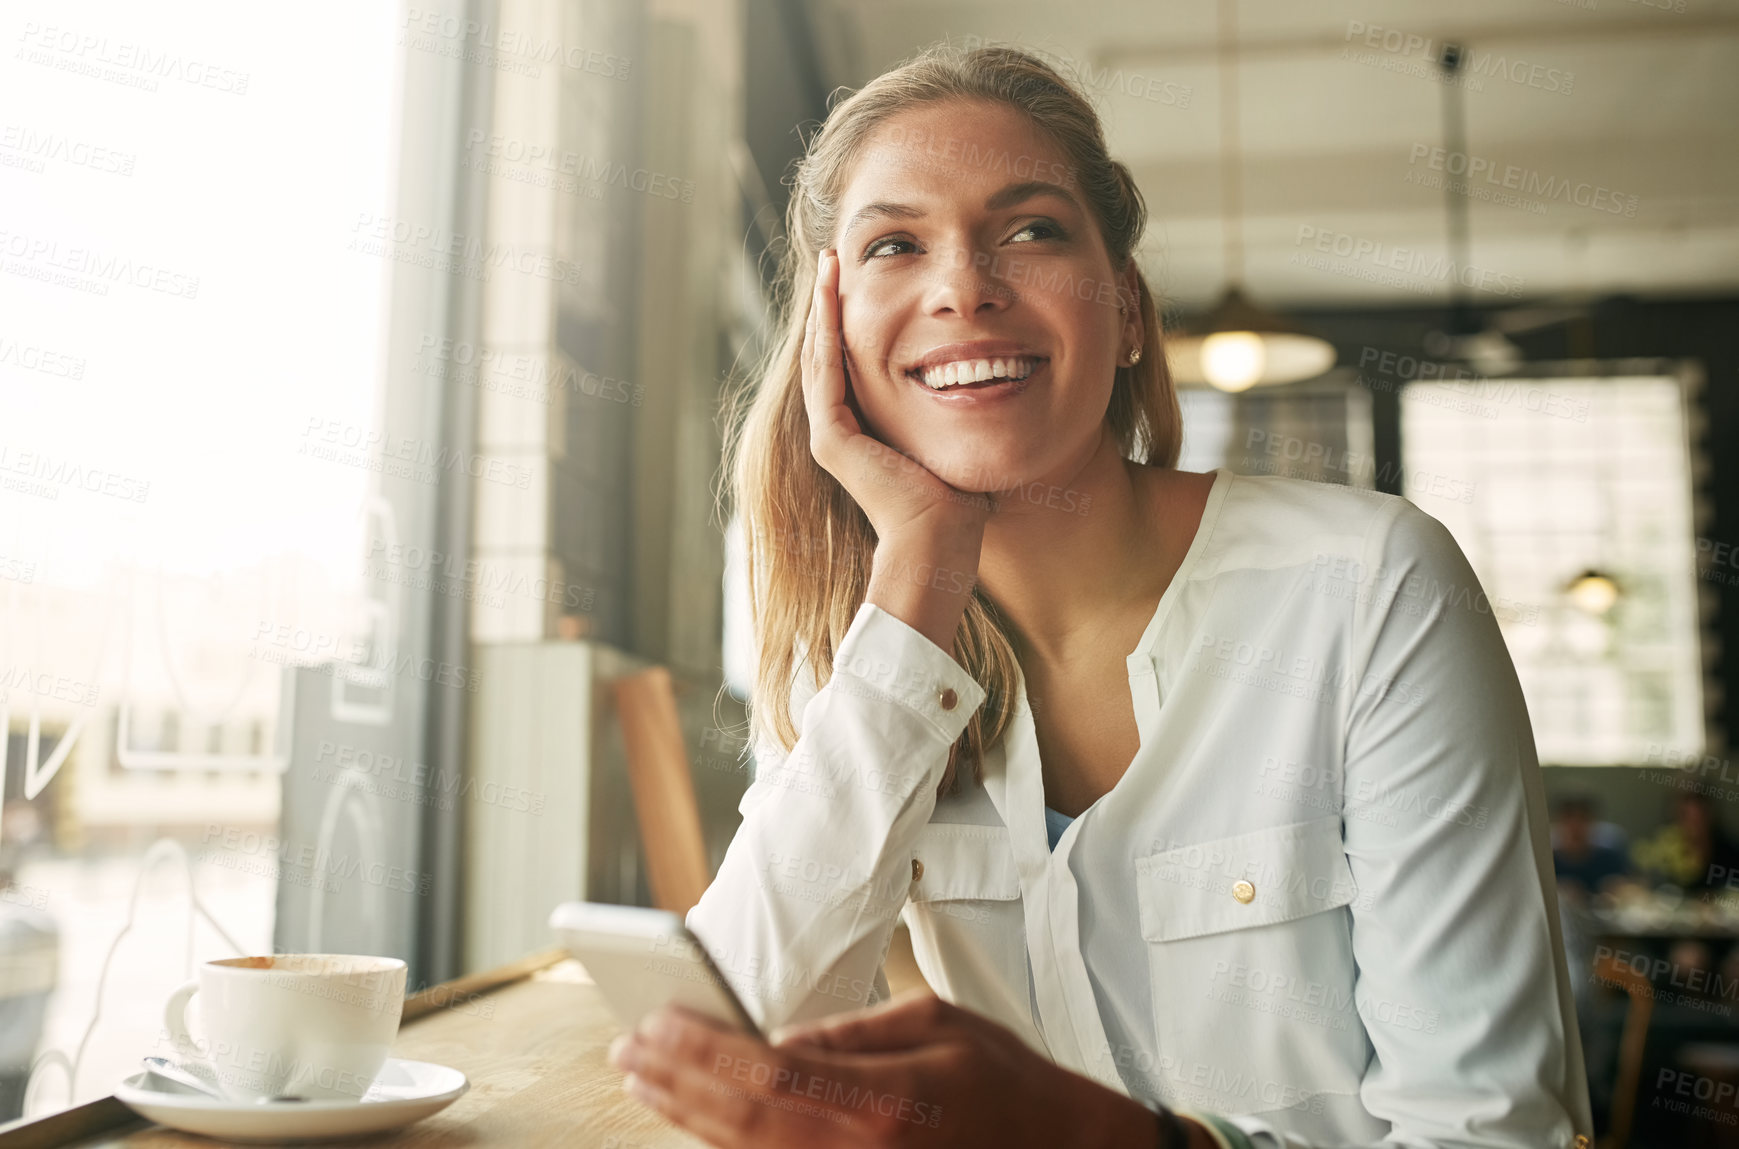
7, 954, 706, 1149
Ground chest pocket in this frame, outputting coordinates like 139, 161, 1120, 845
1125, 814, 1368, 1115
1135, 814, 1360, 942
907, 823, 1022, 902
900, 822, 1034, 1043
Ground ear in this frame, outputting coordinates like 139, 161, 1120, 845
1118, 261, 1144, 353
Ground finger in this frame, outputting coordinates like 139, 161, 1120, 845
801, 266, 818, 380
619, 1014, 854, 1149
798, 249, 825, 404
772, 991, 964, 1053
806, 251, 850, 423
812, 250, 845, 387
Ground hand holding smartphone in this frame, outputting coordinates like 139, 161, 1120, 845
548, 901, 762, 1038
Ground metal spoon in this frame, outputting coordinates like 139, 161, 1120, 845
140, 1058, 309, 1104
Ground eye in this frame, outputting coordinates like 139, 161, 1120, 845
1009, 219, 1065, 243
863, 235, 919, 260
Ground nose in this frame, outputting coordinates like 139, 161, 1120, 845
920, 245, 1012, 319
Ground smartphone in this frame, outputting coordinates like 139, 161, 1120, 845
548, 901, 763, 1038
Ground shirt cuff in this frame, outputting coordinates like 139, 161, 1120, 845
1175, 1110, 1256, 1149
831, 602, 987, 739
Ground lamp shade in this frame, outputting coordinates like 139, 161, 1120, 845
1566, 569, 1621, 615
1167, 286, 1338, 392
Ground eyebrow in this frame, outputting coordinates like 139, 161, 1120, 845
840, 180, 1081, 242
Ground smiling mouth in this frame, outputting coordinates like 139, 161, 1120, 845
907, 356, 1045, 391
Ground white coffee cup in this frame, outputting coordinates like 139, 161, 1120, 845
163, 954, 407, 1102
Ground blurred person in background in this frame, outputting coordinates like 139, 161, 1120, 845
1551, 795, 1633, 903
1549, 795, 1632, 1132
1632, 790, 1739, 893
610, 44, 1592, 1149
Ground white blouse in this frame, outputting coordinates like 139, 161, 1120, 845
687, 468, 1594, 1148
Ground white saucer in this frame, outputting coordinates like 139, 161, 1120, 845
116, 1057, 468, 1143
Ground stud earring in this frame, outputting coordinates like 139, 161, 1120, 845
1127, 347, 1142, 366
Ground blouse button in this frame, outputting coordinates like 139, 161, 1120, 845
911, 858, 924, 883
1232, 880, 1256, 904
938, 687, 958, 711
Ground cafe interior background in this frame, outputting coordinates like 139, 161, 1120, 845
2, 0, 1737, 1144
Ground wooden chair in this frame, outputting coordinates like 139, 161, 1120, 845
612, 665, 935, 999
612, 667, 712, 916
1593, 952, 1656, 1149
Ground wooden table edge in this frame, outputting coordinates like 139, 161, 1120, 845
0, 949, 574, 1149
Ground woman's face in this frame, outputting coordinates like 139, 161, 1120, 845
831, 99, 1140, 496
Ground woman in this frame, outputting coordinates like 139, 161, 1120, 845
608, 44, 1592, 1149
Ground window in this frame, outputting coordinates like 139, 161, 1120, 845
1399, 367, 1709, 765
0, 3, 429, 1121
1178, 379, 1376, 490
1178, 363, 1712, 767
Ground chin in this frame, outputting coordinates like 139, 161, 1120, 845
903, 437, 1041, 495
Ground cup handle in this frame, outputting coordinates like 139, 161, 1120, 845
164, 978, 201, 1057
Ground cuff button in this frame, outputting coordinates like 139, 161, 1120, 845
911, 858, 924, 883
1232, 880, 1256, 904
938, 687, 959, 711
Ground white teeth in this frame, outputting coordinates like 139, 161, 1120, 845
919, 356, 1040, 390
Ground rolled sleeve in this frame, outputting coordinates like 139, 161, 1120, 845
830, 602, 988, 740
685, 602, 987, 1032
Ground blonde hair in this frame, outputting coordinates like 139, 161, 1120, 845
720, 43, 1182, 793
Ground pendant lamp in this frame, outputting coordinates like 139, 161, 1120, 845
1167, 0, 1337, 392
